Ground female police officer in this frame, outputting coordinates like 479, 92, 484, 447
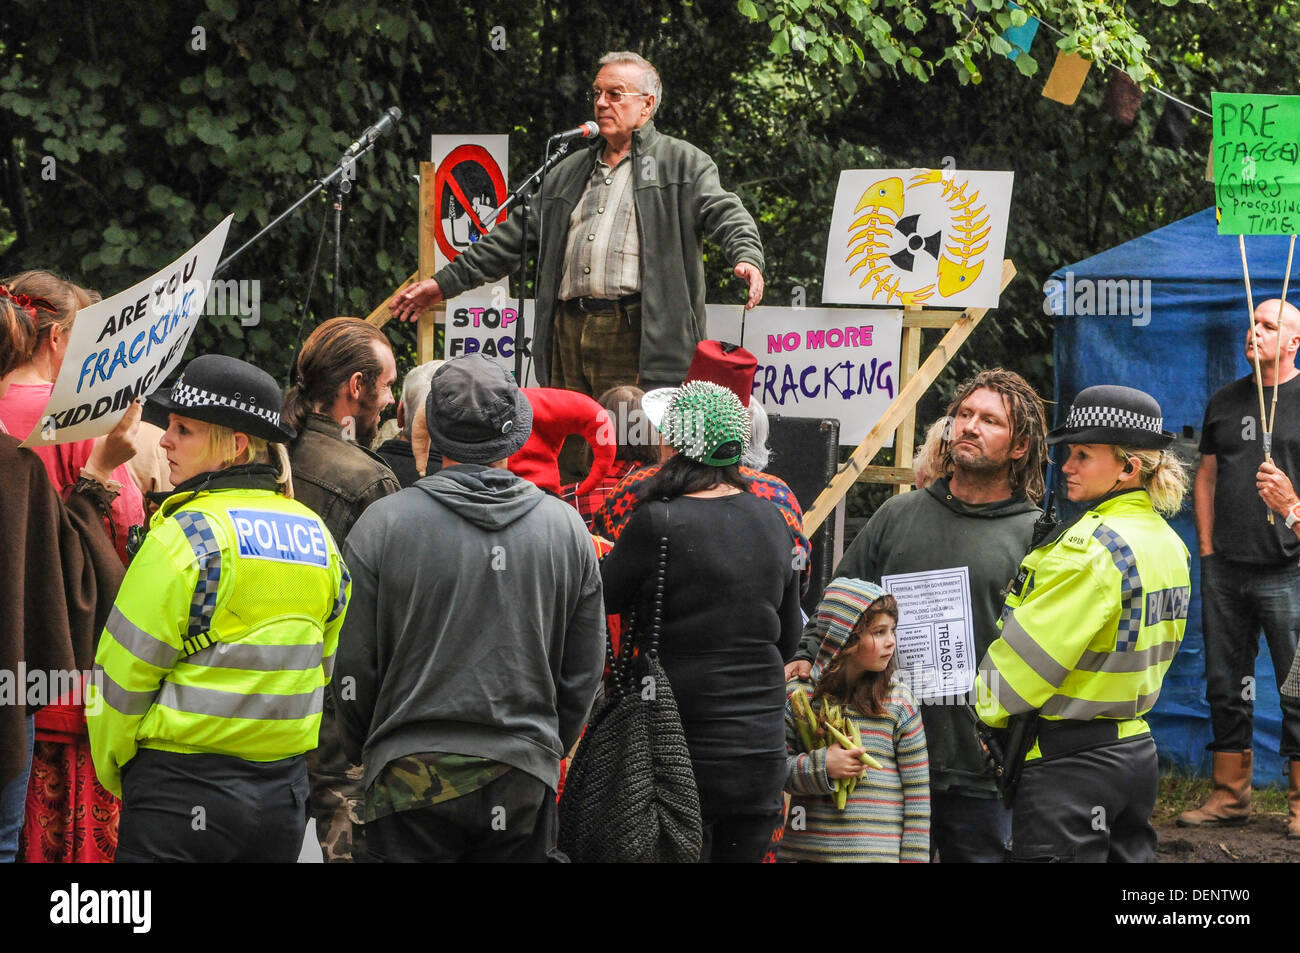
976, 385, 1190, 862
87, 355, 350, 862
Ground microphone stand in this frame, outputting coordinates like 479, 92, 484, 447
214, 136, 379, 295
332, 163, 352, 317
482, 138, 580, 386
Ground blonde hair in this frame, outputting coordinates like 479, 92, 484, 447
202, 421, 294, 498
912, 417, 949, 489
1111, 446, 1188, 517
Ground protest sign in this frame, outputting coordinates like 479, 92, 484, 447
708, 304, 903, 447
23, 216, 233, 448
431, 135, 510, 261
882, 566, 977, 701
443, 290, 539, 387
1212, 92, 1300, 235
823, 169, 1013, 308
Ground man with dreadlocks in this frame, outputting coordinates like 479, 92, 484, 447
786, 369, 1048, 862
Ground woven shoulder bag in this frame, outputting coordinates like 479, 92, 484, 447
558, 501, 702, 863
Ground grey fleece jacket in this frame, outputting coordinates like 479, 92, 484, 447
332, 464, 606, 791
793, 478, 1039, 794
433, 120, 764, 385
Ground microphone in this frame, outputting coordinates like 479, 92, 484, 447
345, 107, 403, 155
549, 121, 599, 143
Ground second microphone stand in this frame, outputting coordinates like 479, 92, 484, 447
215, 137, 378, 320
481, 137, 580, 386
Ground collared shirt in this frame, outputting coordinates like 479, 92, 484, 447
558, 154, 640, 300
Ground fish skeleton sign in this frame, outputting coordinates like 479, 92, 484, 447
822, 169, 1014, 308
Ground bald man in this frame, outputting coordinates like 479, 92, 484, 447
1180, 298, 1300, 831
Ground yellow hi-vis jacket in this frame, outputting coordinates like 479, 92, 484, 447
975, 490, 1190, 761
87, 484, 350, 797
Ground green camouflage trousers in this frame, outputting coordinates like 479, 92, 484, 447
307, 696, 365, 863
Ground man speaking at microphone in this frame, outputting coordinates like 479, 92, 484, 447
391, 51, 765, 399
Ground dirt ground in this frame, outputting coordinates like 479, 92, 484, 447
1155, 815, 1299, 862
1154, 774, 1298, 862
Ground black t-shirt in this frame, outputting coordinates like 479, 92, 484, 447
600, 492, 803, 816
1199, 374, 1300, 563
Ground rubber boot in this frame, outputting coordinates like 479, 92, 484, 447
1176, 750, 1252, 827
1288, 760, 1300, 840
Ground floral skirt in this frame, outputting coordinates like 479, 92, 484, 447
19, 710, 119, 863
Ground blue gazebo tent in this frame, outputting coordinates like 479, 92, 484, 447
1050, 207, 1300, 786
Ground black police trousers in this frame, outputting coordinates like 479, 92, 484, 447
116, 748, 309, 863
1011, 734, 1158, 863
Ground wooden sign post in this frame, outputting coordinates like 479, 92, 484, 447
365, 161, 442, 365
804, 259, 1017, 536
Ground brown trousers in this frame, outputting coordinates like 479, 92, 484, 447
550, 298, 643, 482
549, 298, 643, 397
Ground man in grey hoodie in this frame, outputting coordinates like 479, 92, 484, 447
785, 369, 1047, 863
333, 354, 606, 862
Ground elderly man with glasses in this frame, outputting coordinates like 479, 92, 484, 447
392, 51, 764, 405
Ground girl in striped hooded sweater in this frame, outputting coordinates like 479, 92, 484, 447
783, 578, 930, 862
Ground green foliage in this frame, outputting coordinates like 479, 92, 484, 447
734, 0, 1193, 106
0, 1, 783, 385
0, 0, 433, 376
0, 0, 1296, 521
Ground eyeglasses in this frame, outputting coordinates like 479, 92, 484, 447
589, 88, 651, 105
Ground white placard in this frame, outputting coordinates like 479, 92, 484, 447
823, 169, 1013, 308
882, 566, 977, 700
430, 135, 510, 261
23, 216, 233, 447
706, 304, 903, 447
443, 291, 539, 387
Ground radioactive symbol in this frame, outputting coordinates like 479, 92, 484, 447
889, 214, 943, 272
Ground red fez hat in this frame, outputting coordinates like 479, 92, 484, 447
687, 340, 756, 408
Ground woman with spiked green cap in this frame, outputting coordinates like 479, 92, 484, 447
601, 380, 804, 862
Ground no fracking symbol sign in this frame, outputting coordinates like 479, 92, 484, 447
433, 143, 508, 261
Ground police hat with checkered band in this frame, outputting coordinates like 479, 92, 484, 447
1047, 384, 1174, 450
150, 354, 296, 442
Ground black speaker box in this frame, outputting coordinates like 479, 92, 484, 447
764, 414, 840, 614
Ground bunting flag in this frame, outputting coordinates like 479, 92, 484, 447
999, 2, 1040, 59
1041, 52, 1092, 105
1152, 100, 1191, 150
1099, 67, 1143, 126
970, 0, 1212, 173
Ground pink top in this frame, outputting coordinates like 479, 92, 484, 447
0, 381, 144, 564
